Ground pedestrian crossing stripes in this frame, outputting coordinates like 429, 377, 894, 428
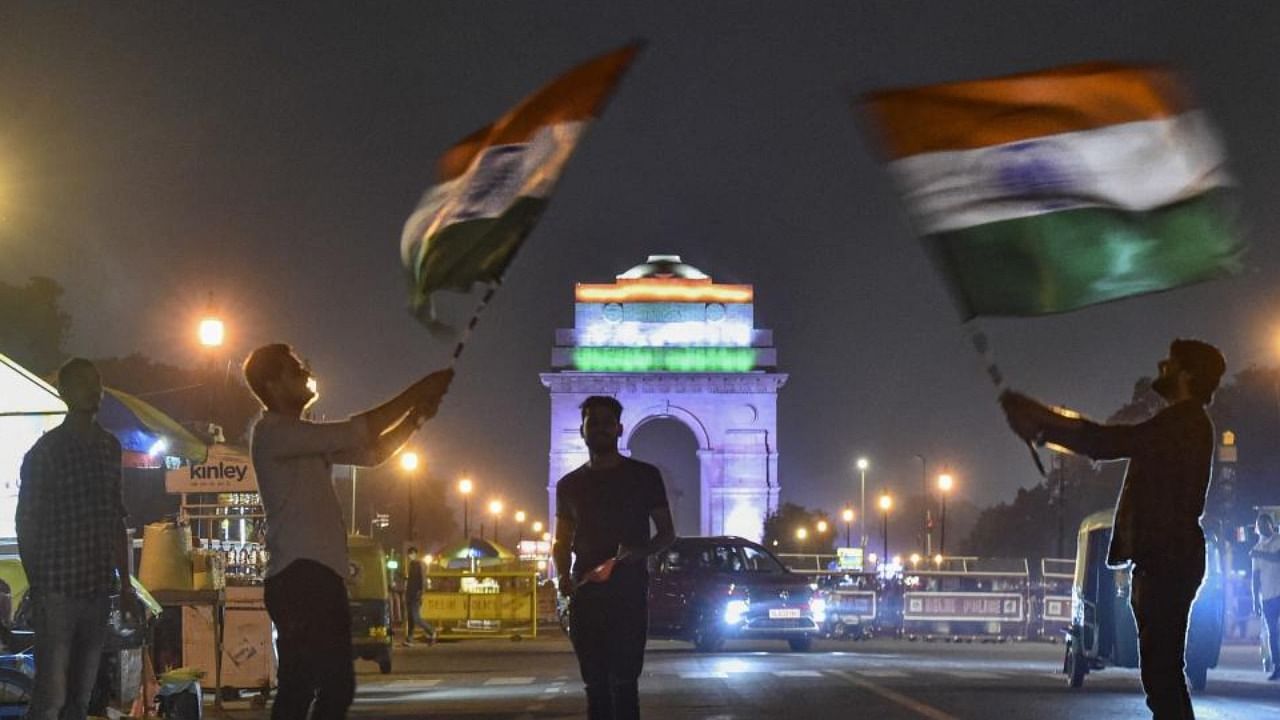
355, 666, 1105, 693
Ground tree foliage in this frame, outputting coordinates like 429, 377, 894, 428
962, 368, 1280, 563
762, 502, 835, 554
0, 276, 71, 374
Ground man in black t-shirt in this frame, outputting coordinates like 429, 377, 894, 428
554, 396, 675, 720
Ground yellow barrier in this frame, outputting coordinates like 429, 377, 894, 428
419, 569, 540, 638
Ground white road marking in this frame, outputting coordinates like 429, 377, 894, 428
680, 671, 729, 679
774, 670, 823, 678
483, 677, 535, 686
830, 670, 960, 720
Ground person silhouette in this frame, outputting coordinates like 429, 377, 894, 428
1001, 338, 1225, 720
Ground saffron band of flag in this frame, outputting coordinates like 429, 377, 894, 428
863, 63, 1244, 318
401, 43, 642, 320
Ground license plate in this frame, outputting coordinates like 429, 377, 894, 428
769, 608, 801, 619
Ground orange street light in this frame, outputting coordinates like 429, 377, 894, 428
198, 317, 225, 348
816, 520, 829, 534
458, 477, 474, 538
399, 451, 420, 472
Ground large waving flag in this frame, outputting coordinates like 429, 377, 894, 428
401, 43, 642, 323
863, 63, 1245, 318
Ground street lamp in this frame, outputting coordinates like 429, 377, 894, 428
841, 508, 854, 549
937, 473, 954, 556
795, 527, 808, 551
488, 499, 504, 544
458, 478, 473, 538
816, 520, 829, 534
196, 299, 225, 430
198, 317, 225, 348
399, 451, 420, 542
914, 454, 931, 555
531, 520, 544, 535
514, 510, 527, 546
879, 493, 893, 561
856, 458, 869, 553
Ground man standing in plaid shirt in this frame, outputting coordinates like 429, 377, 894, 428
17, 358, 134, 720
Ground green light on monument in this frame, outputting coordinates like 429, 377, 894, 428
573, 347, 757, 373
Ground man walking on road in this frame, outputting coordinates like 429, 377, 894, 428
1001, 338, 1225, 720
244, 344, 452, 720
554, 396, 676, 720
18, 358, 135, 720
402, 546, 437, 646
1251, 513, 1280, 680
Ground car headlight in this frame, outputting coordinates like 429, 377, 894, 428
724, 599, 748, 625
809, 597, 827, 622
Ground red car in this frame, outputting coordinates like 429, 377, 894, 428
647, 536, 824, 652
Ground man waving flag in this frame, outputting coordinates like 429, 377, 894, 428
862, 63, 1245, 319
402, 43, 642, 327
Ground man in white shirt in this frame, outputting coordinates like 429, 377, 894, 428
242, 344, 452, 719
1251, 513, 1280, 681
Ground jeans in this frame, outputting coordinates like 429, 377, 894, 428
569, 582, 648, 720
1263, 595, 1280, 672
26, 592, 110, 720
1130, 560, 1204, 720
404, 591, 435, 641
264, 560, 354, 720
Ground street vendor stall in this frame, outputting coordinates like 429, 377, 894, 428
159, 444, 275, 698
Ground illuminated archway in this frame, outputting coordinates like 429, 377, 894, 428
542, 256, 787, 541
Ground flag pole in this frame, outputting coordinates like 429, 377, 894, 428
963, 321, 1047, 477
448, 282, 501, 367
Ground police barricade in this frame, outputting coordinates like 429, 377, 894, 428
420, 569, 540, 639
901, 557, 1030, 640
1036, 557, 1075, 640
777, 553, 882, 638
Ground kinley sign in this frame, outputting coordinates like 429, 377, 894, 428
165, 445, 258, 493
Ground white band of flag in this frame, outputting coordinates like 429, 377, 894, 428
888, 111, 1230, 235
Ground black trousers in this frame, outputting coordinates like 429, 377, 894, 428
1130, 560, 1204, 720
1263, 595, 1280, 672
264, 559, 355, 720
569, 583, 648, 720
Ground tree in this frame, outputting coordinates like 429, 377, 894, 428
762, 503, 835, 555
0, 276, 71, 374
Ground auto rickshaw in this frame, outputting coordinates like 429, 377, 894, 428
1063, 510, 1225, 691
346, 536, 392, 674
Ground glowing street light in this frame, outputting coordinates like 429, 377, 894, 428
198, 317, 225, 348
514, 510, 527, 545
816, 520, 829, 534
400, 451, 421, 542
795, 527, 809, 544
531, 521, 544, 534
399, 451, 420, 472
938, 473, 955, 555
841, 508, 855, 548
879, 493, 893, 560
910, 553, 921, 567
489, 499, 504, 544
458, 478, 474, 538
855, 457, 870, 553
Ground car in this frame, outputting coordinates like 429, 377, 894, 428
647, 537, 824, 652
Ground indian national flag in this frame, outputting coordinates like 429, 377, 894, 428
863, 63, 1244, 318
402, 43, 642, 321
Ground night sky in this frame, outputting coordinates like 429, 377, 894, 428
4, 2, 1279, 531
